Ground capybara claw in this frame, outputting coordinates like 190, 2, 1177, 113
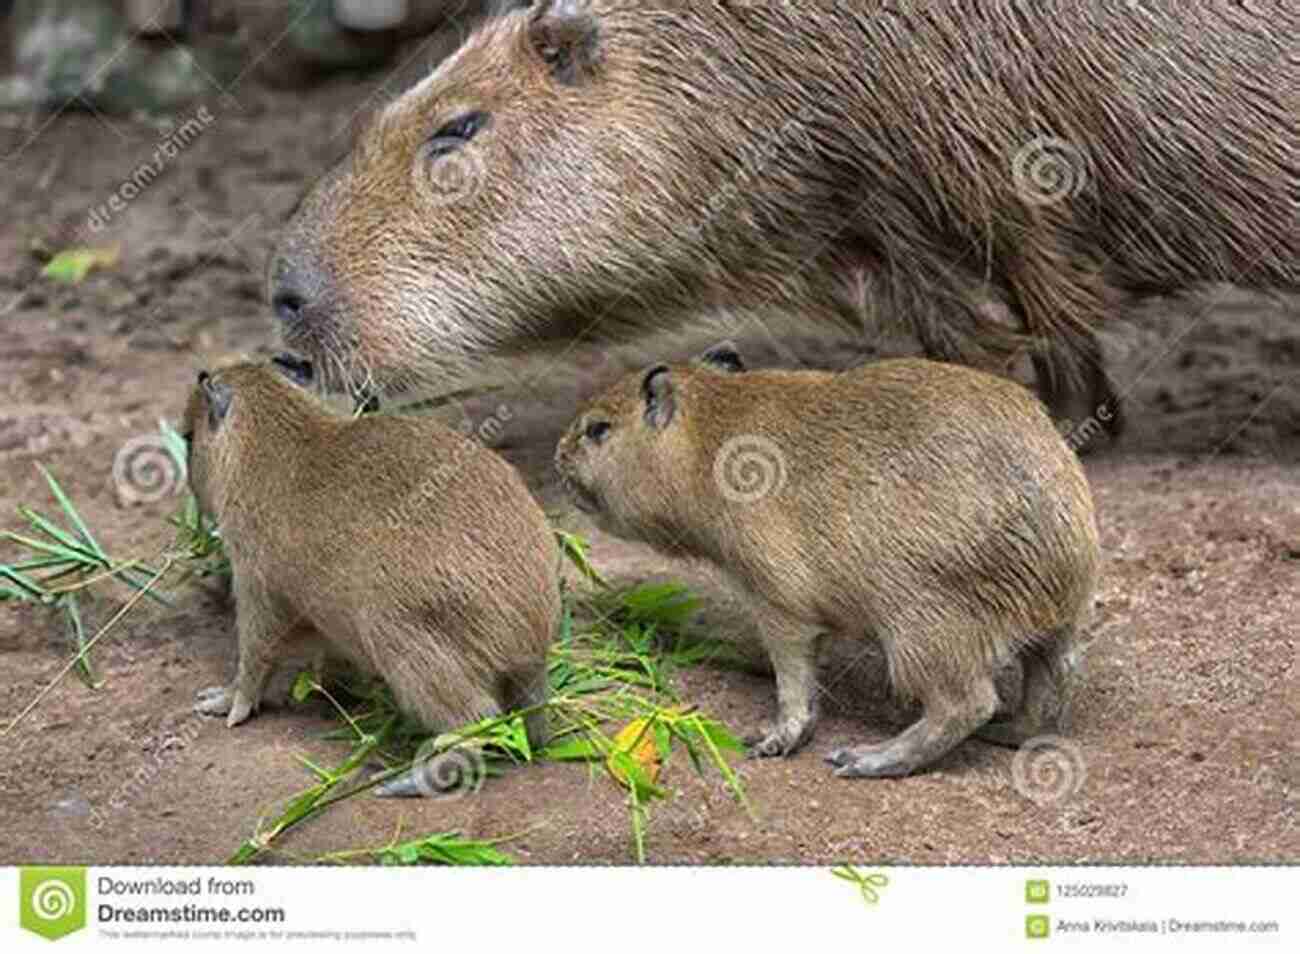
829, 746, 908, 779
372, 770, 425, 798
224, 690, 256, 728
745, 722, 810, 759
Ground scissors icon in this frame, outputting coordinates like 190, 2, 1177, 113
831, 865, 890, 905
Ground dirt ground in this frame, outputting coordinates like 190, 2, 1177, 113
1, 49, 1297, 867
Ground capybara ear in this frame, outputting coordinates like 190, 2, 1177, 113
529, 0, 600, 85
271, 352, 315, 388
641, 365, 675, 430
199, 372, 233, 430
699, 342, 746, 374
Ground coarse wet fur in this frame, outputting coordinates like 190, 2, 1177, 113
182, 355, 558, 795
554, 349, 1101, 777
271, 0, 1297, 437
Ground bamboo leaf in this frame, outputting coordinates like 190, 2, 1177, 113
38, 465, 103, 556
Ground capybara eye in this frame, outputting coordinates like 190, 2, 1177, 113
426, 111, 491, 158
585, 420, 611, 444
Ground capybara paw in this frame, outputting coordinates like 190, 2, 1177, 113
745, 720, 813, 759
194, 685, 233, 717
224, 690, 257, 728
371, 769, 425, 798
826, 744, 912, 778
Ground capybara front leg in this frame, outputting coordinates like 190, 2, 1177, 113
194, 577, 291, 728
746, 622, 823, 758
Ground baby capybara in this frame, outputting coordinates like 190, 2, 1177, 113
556, 347, 1100, 777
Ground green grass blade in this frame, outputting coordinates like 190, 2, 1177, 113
10, 556, 80, 573
12, 510, 105, 566
0, 531, 96, 564
38, 466, 103, 557
0, 565, 48, 599
64, 595, 99, 689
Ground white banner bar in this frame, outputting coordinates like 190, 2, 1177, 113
4, 866, 1296, 951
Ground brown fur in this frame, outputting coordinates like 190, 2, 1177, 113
183, 358, 557, 754
272, 0, 1297, 431
555, 352, 1100, 777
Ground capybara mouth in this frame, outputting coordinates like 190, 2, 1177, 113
560, 472, 602, 515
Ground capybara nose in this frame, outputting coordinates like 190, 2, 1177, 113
269, 255, 332, 333
272, 286, 307, 327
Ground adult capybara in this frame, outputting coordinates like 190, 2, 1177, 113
184, 355, 558, 794
271, 0, 1298, 434
555, 346, 1101, 777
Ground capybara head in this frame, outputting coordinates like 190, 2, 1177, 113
274, 0, 1298, 411
273, 1, 634, 391
271, 0, 837, 394
182, 355, 315, 516
555, 345, 744, 538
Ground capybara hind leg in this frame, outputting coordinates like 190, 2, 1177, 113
827, 676, 999, 777
505, 663, 550, 750
976, 643, 1074, 748
992, 656, 1025, 720
746, 621, 823, 758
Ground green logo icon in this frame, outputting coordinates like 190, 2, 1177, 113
20, 868, 87, 941
1026, 879, 1051, 903
830, 865, 889, 906
1026, 914, 1051, 940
